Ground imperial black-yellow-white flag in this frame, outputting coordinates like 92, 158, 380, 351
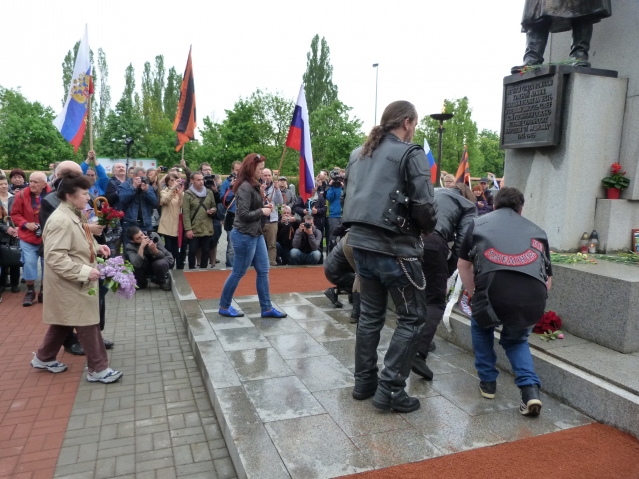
173, 47, 196, 152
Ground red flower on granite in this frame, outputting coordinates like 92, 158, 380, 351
611, 163, 623, 175
533, 310, 563, 334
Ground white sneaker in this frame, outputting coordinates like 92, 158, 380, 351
31, 354, 68, 373
87, 367, 123, 383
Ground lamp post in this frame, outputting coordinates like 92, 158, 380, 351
372, 63, 379, 125
429, 112, 454, 187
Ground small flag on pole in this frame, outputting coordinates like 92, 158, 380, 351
455, 145, 470, 186
173, 47, 196, 152
424, 139, 437, 185
285, 85, 314, 202
53, 25, 93, 153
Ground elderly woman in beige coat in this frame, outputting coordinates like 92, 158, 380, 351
158, 172, 185, 269
31, 172, 123, 384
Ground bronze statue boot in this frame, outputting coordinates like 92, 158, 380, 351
569, 20, 594, 68
511, 29, 549, 75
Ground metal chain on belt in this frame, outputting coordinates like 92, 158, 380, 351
396, 257, 426, 291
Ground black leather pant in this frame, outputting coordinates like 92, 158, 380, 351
417, 234, 449, 356
353, 249, 427, 392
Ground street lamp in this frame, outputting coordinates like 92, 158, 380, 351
429, 112, 454, 187
372, 63, 379, 125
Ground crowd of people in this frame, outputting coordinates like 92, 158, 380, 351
1, 101, 548, 421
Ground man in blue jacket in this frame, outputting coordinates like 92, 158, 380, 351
119, 167, 158, 245
326, 170, 344, 253
81, 151, 109, 197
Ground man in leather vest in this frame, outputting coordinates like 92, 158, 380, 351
411, 186, 477, 381
342, 101, 437, 413
457, 187, 552, 416
511, 0, 611, 74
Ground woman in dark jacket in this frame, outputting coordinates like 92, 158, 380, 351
472, 185, 493, 216
0, 193, 20, 299
218, 154, 287, 319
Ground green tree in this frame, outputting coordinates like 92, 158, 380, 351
0, 87, 74, 170
164, 67, 180, 121
477, 129, 505, 178
414, 97, 484, 178
309, 100, 363, 172
152, 55, 165, 115
303, 35, 338, 115
96, 48, 111, 139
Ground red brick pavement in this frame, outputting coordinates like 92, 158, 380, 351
0, 290, 86, 479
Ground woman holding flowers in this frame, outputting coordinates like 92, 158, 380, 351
31, 171, 123, 384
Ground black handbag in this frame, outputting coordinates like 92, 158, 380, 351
0, 241, 22, 268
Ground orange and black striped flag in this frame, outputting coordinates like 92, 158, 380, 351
455, 145, 470, 186
173, 46, 196, 152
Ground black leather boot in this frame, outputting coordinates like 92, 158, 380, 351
570, 20, 593, 67
371, 385, 420, 413
350, 292, 360, 324
411, 352, 433, 381
511, 28, 549, 74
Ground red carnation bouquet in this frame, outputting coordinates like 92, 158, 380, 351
97, 205, 124, 229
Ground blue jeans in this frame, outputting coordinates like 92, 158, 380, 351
471, 318, 540, 388
289, 249, 321, 265
225, 231, 234, 267
20, 240, 43, 282
219, 229, 272, 312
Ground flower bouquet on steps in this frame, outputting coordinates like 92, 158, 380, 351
88, 256, 138, 299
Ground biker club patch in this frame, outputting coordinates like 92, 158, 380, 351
483, 248, 538, 266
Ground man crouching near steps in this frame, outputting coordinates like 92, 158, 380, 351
457, 187, 552, 416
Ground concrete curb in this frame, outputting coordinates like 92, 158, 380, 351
438, 312, 639, 439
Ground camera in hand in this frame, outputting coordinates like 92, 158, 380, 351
139, 176, 150, 186
303, 222, 312, 229
229, 172, 237, 180
203, 174, 216, 188
329, 170, 344, 187
34, 223, 42, 238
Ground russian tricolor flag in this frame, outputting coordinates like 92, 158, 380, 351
285, 85, 314, 202
424, 139, 437, 184
53, 25, 93, 153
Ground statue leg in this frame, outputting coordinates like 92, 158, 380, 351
570, 20, 593, 68
511, 27, 549, 75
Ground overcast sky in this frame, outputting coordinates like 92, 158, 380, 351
0, 0, 526, 136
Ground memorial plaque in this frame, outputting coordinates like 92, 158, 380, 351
500, 66, 565, 149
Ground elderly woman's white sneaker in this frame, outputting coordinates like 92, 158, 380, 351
31, 355, 68, 373
87, 368, 123, 383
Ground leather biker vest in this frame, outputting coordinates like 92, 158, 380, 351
469, 208, 549, 285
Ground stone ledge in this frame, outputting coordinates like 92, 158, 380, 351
437, 312, 639, 439
170, 270, 290, 479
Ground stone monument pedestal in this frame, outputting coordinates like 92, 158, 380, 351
504, 72, 627, 252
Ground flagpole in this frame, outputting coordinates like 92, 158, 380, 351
88, 93, 93, 151
269, 146, 288, 202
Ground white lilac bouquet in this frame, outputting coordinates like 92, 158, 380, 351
88, 256, 138, 299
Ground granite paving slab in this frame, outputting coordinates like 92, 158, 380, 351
474, 408, 561, 441
402, 395, 506, 454
267, 332, 329, 359
251, 317, 306, 336
243, 375, 326, 422
298, 319, 355, 342
227, 347, 295, 382
351, 427, 443, 469
280, 304, 335, 322
265, 414, 373, 479
269, 292, 311, 305
215, 327, 271, 352
286, 355, 355, 392
313, 387, 411, 437
205, 311, 256, 330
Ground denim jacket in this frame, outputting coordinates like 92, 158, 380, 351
119, 180, 158, 230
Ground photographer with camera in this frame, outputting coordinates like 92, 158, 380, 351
11, 172, 52, 306
220, 161, 242, 267
81, 151, 109, 197
326, 169, 344, 254
276, 205, 298, 265
119, 167, 158, 246
199, 163, 223, 267
125, 226, 173, 291
289, 215, 322, 265
261, 168, 283, 266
